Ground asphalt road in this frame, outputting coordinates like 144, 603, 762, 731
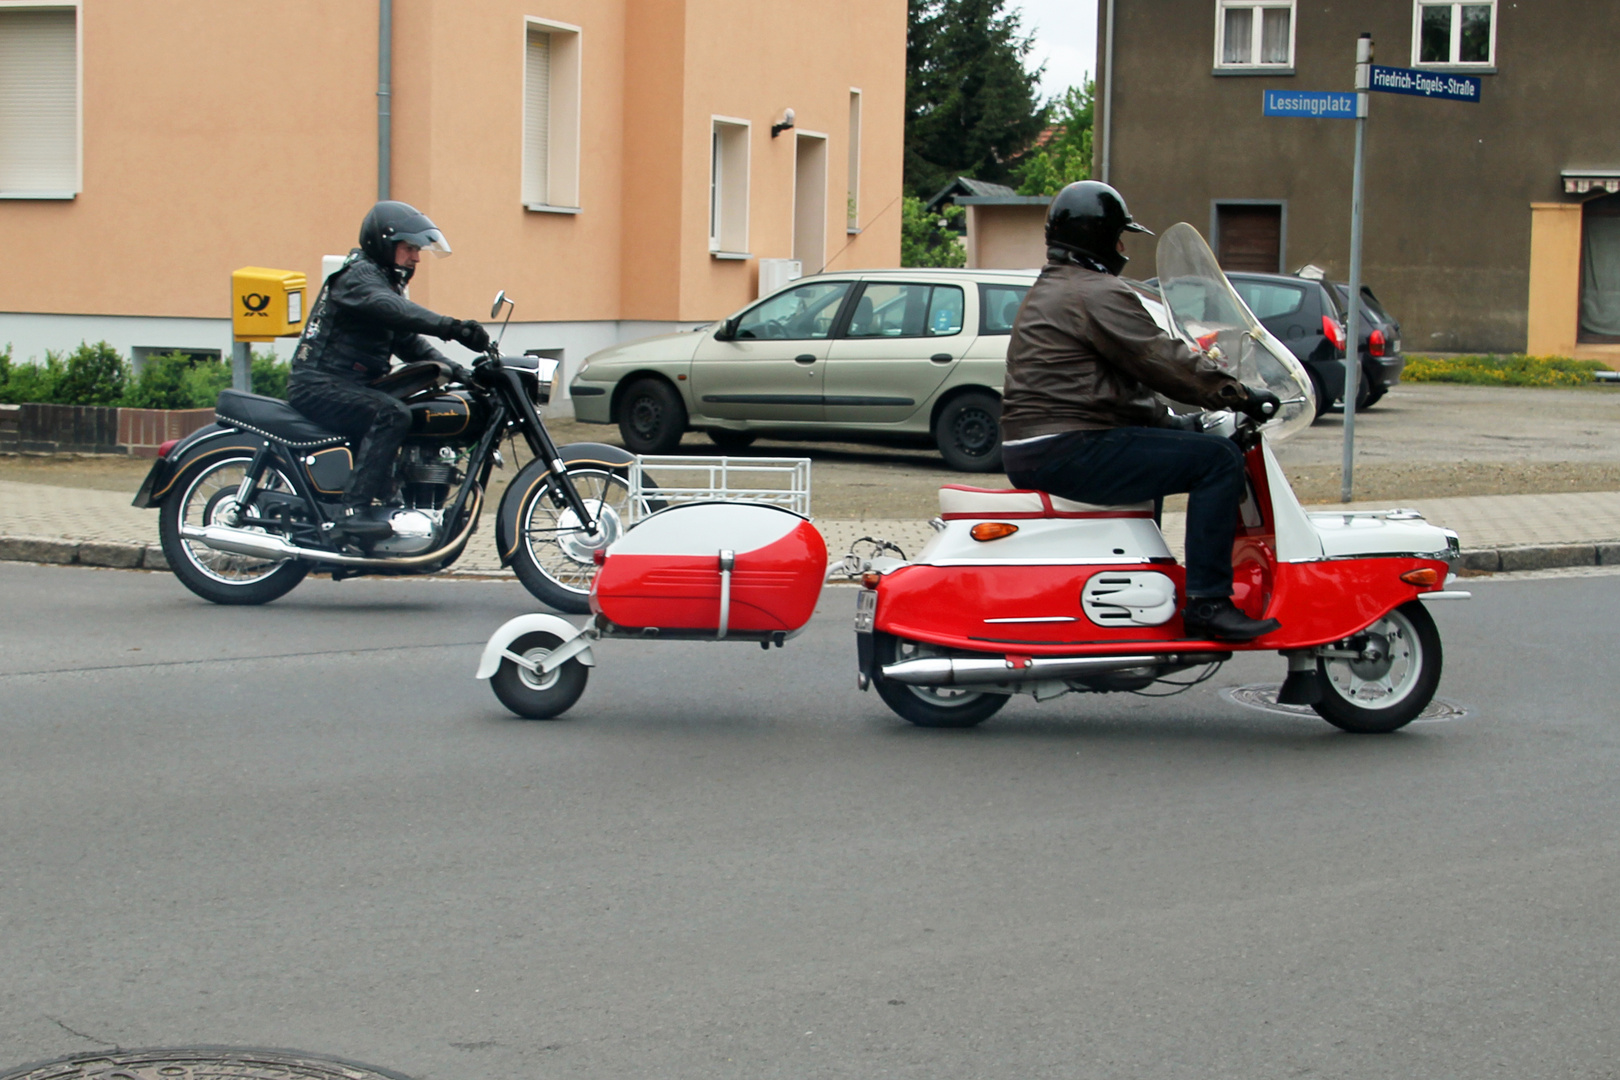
2, 563, 1617, 1080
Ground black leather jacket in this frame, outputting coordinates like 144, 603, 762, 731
290, 250, 454, 384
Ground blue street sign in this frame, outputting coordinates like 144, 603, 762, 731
1263, 90, 1357, 118
1368, 64, 1481, 102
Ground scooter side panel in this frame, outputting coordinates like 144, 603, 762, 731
1260, 556, 1449, 648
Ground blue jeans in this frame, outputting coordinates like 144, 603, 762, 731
1003, 427, 1247, 597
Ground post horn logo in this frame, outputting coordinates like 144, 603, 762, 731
242, 292, 271, 315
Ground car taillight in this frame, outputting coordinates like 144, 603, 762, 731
1368, 329, 1386, 357
157, 438, 179, 458
1322, 315, 1346, 351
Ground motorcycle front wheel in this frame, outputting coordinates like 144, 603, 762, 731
871, 633, 1008, 728
158, 453, 310, 605
508, 466, 632, 614
1312, 600, 1442, 733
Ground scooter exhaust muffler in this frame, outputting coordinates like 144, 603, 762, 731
881, 653, 1184, 687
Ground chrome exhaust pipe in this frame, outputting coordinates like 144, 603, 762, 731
881, 653, 1211, 687
180, 488, 483, 570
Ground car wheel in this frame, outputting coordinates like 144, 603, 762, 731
934, 391, 1003, 473
617, 377, 687, 454
1306, 369, 1330, 420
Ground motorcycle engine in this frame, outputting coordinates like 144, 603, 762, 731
371, 508, 443, 555
398, 445, 463, 510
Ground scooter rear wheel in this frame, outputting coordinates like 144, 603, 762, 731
872, 634, 1008, 728
490, 630, 589, 719
1312, 601, 1441, 733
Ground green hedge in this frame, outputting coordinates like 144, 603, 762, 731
0, 342, 288, 408
1402, 354, 1608, 387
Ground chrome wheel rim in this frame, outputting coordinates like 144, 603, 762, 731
515, 646, 563, 692
178, 458, 295, 586
520, 469, 630, 595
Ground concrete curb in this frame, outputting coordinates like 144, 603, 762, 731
3, 534, 1619, 577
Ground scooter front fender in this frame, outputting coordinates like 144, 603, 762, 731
475, 614, 595, 679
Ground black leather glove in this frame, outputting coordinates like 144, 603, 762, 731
441, 318, 492, 353
1163, 411, 1202, 432
1237, 386, 1282, 423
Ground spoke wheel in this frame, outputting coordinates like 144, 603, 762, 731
509, 467, 631, 614
871, 634, 1008, 728
490, 630, 589, 719
1313, 601, 1442, 733
158, 454, 309, 605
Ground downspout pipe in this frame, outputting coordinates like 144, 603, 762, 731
1099, 0, 1115, 183
378, 0, 392, 200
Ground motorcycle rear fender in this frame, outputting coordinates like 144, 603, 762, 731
132, 424, 265, 507
475, 613, 595, 679
494, 441, 635, 566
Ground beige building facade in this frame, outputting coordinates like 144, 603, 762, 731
0, 0, 905, 396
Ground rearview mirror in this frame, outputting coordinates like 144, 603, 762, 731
715, 317, 740, 341
490, 290, 511, 320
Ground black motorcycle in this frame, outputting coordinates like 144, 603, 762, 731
134, 292, 629, 613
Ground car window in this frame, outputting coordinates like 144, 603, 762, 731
979, 284, 1030, 334
1230, 279, 1306, 321
735, 281, 852, 340
845, 283, 964, 338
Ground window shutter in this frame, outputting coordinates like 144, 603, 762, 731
523, 30, 551, 206
0, 8, 78, 195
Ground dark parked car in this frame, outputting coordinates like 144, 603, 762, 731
1332, 282, 1405, 408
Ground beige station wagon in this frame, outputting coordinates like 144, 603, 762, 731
567, 268, 1038, 471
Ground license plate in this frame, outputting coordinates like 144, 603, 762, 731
854, 588, 876, 633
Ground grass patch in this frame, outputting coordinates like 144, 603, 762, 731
1403, 354, 1608, 387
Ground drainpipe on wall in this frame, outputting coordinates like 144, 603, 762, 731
1099, 0, 1115, 183
377, 0, 392, 201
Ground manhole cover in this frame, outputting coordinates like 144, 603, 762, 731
0, 1048, 413, 1080
1221, 684, 1471, 723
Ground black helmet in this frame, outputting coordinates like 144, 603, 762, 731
1044, 181, 1152, 275
358, 201, 451, 282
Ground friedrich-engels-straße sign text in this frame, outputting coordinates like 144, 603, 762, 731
1369, 64, 1482, 102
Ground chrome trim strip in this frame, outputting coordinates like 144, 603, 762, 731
983, 616, 1078, 624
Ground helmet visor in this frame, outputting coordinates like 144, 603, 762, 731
1123, 220, 1154, 236
394, 227, 452, 257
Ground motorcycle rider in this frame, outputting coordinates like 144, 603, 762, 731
288, 200, 492, 539
999, 181, 1282, 642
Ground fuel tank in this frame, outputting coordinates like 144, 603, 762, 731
406, 390, 484, 440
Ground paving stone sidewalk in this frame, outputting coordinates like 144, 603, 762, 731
5, 478, 1620, 575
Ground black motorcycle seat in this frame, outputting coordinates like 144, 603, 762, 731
215, 389, 348, 448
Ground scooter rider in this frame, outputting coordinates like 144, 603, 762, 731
288, 200, 492, 539
1000, 181, 1282, 642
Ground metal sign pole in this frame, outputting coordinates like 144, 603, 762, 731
231, 340, 252, 393
1341, 32, 1371, 503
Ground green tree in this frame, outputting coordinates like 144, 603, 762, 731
906, 0, 1048, 199
900, 196, 967, 268
1016, 81, 1095, 195
55, 341, 128, 405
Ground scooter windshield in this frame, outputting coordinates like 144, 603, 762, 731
1155, 222, 1315, 443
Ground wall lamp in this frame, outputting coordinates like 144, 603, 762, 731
770, 108, 796, 138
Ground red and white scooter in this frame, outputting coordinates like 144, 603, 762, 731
479, 224, 1465, 733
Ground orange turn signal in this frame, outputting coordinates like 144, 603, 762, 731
861, 572, 882, 590
1400, 567, 1440, 587
970, 522, 1020, 542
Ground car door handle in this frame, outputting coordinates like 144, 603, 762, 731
930, 353, 953, 363
794, 354, 817, 364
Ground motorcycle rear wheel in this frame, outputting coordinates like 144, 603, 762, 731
872, 634, 1008, 728
1312, 601, 1441, 733
159, 453, 310, 605
490, 630, 589, 719
508, 466, 632, 614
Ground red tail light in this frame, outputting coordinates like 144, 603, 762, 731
1196, 331, 1220, 351
157, 438, 179, 458
1368, 329, 1386, 357
1322, 316, 1346, 351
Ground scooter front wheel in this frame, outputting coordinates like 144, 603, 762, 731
490, 630, 589, 719
872, 634, 1008, 728
1312, 601, 1442, 734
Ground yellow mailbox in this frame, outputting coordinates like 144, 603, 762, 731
231, 267, 307, 342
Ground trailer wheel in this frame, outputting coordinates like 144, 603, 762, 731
490, 631, 589, 719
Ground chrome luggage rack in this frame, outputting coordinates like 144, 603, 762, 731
626, 455, 812, 523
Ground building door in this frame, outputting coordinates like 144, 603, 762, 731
794, 133, 828, 276
1581, 193, 1620, 342
1215, 203, 1283, 273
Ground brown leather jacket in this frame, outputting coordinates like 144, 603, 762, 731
1000, 260, 1246, 441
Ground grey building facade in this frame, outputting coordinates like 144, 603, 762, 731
1094, 0, 1620, 360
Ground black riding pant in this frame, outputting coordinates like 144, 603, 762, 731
288, 371, 411, 506
1003, 426, 1247, 598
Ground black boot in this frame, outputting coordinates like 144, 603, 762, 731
1183, 597, 1281, 642
332, 503, 393, 540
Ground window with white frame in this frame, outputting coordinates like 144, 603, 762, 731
1413, 1, 1495, 67
709, 118, 749, 255
522, 19, 581, 211
0, 5, 79, 197
1214, 1, 1295, 70
846, 89, 862, 232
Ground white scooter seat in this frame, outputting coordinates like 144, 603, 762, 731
939, 485, 1155, 520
